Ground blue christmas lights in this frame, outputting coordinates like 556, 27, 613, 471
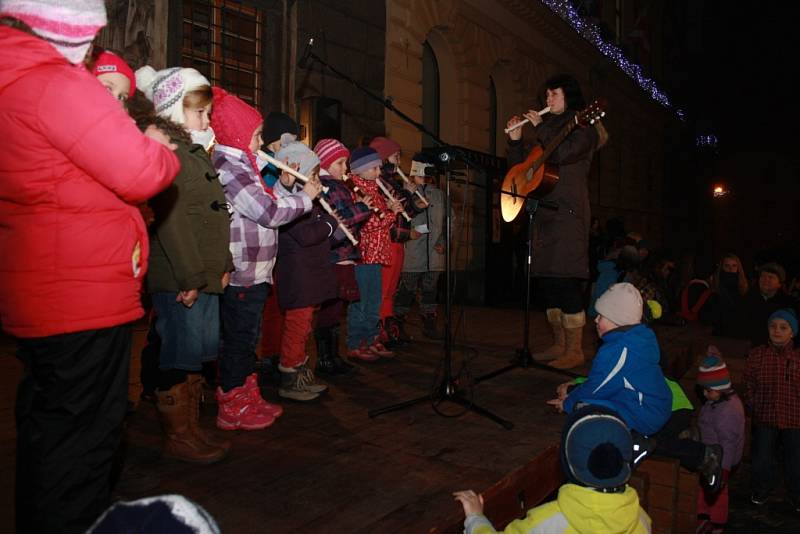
696, 134, 719, 148
541, 0, 684, 119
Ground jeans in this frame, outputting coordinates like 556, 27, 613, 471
347, 264, 382, 349
751, 424, 800, 499
16, 325, 131, 534
220, 283, 269, 391
152, 292, 220, 371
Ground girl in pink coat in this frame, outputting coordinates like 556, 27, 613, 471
0, 2, 179, 531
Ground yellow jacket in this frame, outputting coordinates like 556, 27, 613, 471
464, 484, 651, 534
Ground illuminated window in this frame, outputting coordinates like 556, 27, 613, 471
182, 0, 262, 106
422, 40, 439, 148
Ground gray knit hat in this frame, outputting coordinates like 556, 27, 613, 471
595, 283, 643, 326
275, 138, 320, 177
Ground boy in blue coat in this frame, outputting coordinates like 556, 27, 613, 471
549, 282, 672, 436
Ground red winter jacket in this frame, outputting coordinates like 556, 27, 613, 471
0, 27, 180, 338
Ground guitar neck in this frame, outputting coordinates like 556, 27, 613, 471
540, 115, 578, 163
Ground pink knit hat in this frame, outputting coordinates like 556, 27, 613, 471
314, 138, 350, 171
93, 50, 136, 93
0, 0, 107, 64
369, 136, 401, 160
210, 86, 262, 151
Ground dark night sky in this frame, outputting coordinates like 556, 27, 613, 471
674, 2, 800, 268
683, 2, 799, 151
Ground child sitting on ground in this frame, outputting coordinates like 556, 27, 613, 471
454, 405, 651, 533
695, 350, 745, 534
548, 282, 672, 437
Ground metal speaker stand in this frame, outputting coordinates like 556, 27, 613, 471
369, 158, 513, 430
473, 196, 580, 385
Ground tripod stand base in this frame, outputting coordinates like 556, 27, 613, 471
368, 377, 514, 430
474, 348, 580, 384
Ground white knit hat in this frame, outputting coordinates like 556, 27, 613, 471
0, 0, 107, 64
595, 283, 643, 326
135, 65, 211, 126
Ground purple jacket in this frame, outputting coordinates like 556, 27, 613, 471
698, 392, 745, 470
274, 181, 339, 310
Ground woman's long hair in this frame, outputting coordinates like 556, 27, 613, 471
711, 253, 748, 296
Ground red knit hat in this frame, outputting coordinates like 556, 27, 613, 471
314, 138, 350, 171
369, 136, 401, 160
210, 87, 262, 152
93, 49, 136, 93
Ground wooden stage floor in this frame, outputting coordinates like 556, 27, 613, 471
1, 306, 797, 532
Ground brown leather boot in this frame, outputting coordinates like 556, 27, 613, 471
187, 374, 231, 454
533, 308, 565, 361
156, 381, 227, 464
550, 311, 586, 370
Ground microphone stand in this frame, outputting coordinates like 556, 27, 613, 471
369, 156, 513, 430
301, 40, 512, 428
472, 194, 580, 385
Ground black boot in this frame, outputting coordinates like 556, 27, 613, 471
385, 316, 411, 346
329, 326, 354, 374
314, 327, 337, 376
423, 313, 443, 340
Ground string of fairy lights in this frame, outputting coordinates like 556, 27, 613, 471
541, 0, 685, 121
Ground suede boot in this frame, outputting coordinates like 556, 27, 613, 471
186, 374, 231, 454
549, 311, 586, 370
156, 382, 227, 464
533, 308, 564, 361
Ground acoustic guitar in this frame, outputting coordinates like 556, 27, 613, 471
500, 99, 606, 222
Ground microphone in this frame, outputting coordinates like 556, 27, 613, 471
298, 37, 314, 68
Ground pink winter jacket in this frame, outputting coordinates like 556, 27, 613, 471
0, 26, 180, 338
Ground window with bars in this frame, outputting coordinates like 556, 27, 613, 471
182, 0, 263, 106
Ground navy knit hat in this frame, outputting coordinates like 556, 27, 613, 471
350, 146, 382, 175
263, 112, 298, 145
561, 405, 633, 490
769, 308, 798, 336
87, 494, 220, 533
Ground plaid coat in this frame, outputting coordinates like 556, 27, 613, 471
212, 145, 311, 287
744, 342, 800, 428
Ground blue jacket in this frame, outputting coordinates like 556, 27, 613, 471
563, 324, 672, 435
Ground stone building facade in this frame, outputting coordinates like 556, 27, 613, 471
98, 0, 678, 304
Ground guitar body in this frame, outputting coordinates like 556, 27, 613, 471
500, 145, 560, 222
